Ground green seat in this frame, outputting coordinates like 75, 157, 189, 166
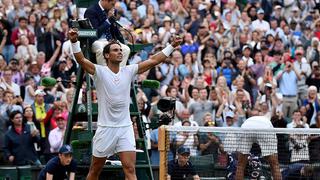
71, 140, 92, 165
0, 166, 18, 180
189, 154, 215, 177
75, 0, 98, 8
128, 44, 153, 53
17, 166, 31, 180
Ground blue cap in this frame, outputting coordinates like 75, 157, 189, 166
59, 145, 73, 154
177, 147, 190, 155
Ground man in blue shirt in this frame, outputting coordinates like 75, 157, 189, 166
38, 145, 77, 180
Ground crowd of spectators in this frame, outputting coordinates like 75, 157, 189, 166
0, 0, 320, 173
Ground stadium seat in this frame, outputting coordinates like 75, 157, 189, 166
17, 166, 32, 180
189, 154, 215, 177
0, 166, 18, 180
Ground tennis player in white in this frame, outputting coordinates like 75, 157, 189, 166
68, 28, 183, 180
235, 114, 281, 180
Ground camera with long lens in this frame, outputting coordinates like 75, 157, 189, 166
157, 97, 176, 126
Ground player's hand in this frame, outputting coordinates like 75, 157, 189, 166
171, 34, 183, 48
9, 156, 14, 162
68, 28, 79, 43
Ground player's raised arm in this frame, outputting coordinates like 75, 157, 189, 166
137, 35, 183, 74
69, 28, 96, 75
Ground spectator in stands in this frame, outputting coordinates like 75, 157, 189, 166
3, 110, 41, 165
164, 86, 184, 122
9, 58, 24, 86
306, 63, 320, 91
277, 60, 301, 119
287, 110, 309, 128
159, 56, 178, 87
294, 49, 311, 103
7, 0, 27, 27
185, 85, 199, 108
31, 89, 50, 160
251, 9, 270, 32
307, 37, 320, 63
0, 67, 20, 96
38, 145, 77, 180
167, 147, 200, 180
26, 61, 41, 85
24, 77, 36, 105
0, 90, 23, 122
199, 116, 223, 160
23, 105, 41, 152
216, 94, 245, 127
15, 34, 38, 62
10, 17, 35, 48
289, 124, 310, 163
181, 33, 199, 56
184, 8, 201, 37
309, 112, 320, 163
48, 114, 66, 156
255, 83, 279, 116
0, 18, 15, 64
189, 88, 215, 126
175, 120, 199, 156
174, 108, 198, 127
302, 86, 319, 126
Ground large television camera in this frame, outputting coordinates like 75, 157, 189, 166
157, 97, 176, 126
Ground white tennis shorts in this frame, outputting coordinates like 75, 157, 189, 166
92, 125, 136, 158
237, 133, 278, 157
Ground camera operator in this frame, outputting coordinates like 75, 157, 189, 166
149, 97, 177, 165
149, 111, 174, 165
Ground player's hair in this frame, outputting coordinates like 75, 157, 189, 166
103, 40, 121, 55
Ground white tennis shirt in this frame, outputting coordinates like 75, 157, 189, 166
93, 64, 138, 127
241, 115, 274, 129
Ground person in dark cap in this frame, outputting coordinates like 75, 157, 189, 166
38, 144, 77, 180
167, 147, 200, 180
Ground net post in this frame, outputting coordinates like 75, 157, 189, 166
159, 125, 168, 180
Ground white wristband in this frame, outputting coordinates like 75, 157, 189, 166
161, 45, 174, 57
71, 41, 81, 53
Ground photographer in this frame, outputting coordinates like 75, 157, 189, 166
276, 60, 301, 119
216, 57, 237, 87
289, 124, 310, 163
255, 83, 280, 117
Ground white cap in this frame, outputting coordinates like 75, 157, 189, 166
274, 5, 282, 9
257, 9, 265, 14
291, 6, 300, 12
242, 45, 252, 51
35, 89, 46, 96
226, 111, 234, 118
265, 83, 272, 88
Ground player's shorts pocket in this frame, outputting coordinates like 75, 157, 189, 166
93, 128, 108, 153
